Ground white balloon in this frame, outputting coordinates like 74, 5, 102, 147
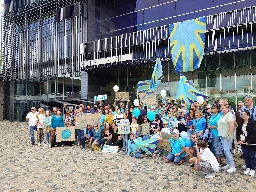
134, 99, 140, 106
113, 85, 119, 92
160, 89, 167, 98
197, 96, 204, 105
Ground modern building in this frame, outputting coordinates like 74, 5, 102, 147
2, 0, 256, 121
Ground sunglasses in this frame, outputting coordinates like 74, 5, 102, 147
191, 137, 196, 139
245, 95, 253, 99
163, 124, 168, 125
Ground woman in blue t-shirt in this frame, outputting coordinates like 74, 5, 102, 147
208, 104, 222, 163
49, 109, 64, 147
193, 110, 206, 136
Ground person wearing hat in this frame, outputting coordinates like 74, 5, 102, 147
165, 129, 186, 165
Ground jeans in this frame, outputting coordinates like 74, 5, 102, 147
166, 153, 184, 163
77, 129, 84, 143
122, 134, 129, 150
29, 126, 36, 144
220, 136, 235, 167
211, 137, 222, 158
45, 131, 51, 143
242, 145, 256, 170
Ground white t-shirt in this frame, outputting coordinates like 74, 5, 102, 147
37, 114, 46, 128
217, 112, 234, 137
26, 112, 37, 126
200, 147, 220, 172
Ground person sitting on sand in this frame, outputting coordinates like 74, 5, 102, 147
189, 140, 220, 179
185, 133, 199, 166
165, 129, 186, 165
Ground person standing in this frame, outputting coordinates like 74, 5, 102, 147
208, 104, 222, 164
236, 110, 256, 177
43, 110, 52, 147
242, 95, 256, 120
26, 107, 38, 145
50, 109, 64, 148
36, 108, 46, 146
217, 104, 236, 173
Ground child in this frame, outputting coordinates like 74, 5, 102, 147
127, 132, 139, 157
130, 116, 140, 137
43, 110, 52, 147
120, 113, 130, 151
189, 140, 220, 179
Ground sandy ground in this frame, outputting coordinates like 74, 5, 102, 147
0, 121, 255, 192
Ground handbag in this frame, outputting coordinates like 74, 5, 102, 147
46, 125, 51, 133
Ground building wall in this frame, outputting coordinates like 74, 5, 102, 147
0, 81, 5, 121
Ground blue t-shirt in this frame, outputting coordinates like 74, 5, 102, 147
51, 115, 64, 128
85, 129, 93, 138
100, 114, 106, 131
193, 117, 206, 133
208, 113, 221, 137
92, 129, 102, 140
169, 137, 185, 157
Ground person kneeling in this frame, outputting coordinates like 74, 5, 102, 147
189, 140, 220, 179
165, 129, 185, 165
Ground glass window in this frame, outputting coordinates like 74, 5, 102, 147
235, 52, 250, 98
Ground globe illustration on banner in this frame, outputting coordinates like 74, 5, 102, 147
62, 129, 72, 139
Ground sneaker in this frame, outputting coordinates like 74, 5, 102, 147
222, 164, 230, 170
226, 167, 236, 173
44, 143, 49, 147
241, 165, 247, 169
244, 168, 250, 175
249, 170, 255, 177
205, 173, 215, 179
48, 144, 51, 148
189, 163, 195, 167
38, 143, 41, 146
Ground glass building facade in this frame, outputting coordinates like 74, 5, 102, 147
2, 0, 256, 121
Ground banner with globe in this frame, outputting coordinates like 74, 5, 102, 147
56, 126, 76, 142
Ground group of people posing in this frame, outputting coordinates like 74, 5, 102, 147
25, 95, 256, 179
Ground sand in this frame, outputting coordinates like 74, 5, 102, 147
0, 121, 255, 192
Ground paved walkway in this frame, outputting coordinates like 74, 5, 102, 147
0, 121, 255, 192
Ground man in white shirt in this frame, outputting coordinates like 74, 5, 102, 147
26, 107, 37, 145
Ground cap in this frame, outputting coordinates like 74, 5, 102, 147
172, 129, 179, 134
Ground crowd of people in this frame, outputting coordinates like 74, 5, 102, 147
25, 95, 256, 179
